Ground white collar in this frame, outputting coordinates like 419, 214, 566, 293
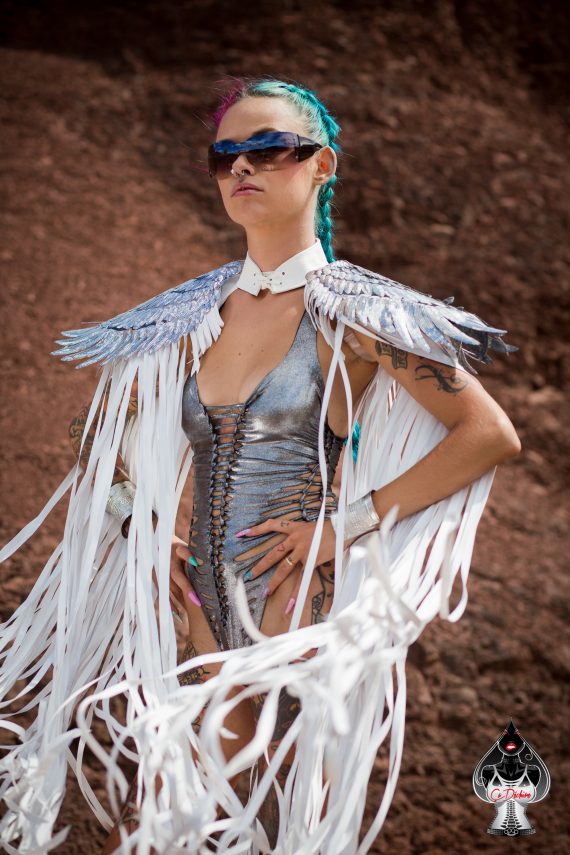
223, 238, 329, 298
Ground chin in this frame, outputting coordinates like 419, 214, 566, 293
227, 209, 271, 228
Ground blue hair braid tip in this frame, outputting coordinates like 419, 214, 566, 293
342, 420, 360, 463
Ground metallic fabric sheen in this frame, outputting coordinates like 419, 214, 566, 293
181, 310, 345, 651
329, 491, 381, 541
105, 481, 136, 528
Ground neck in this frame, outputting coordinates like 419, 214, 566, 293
244, 221, 319, 272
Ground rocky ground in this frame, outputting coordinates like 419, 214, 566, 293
1, 1, 568, 852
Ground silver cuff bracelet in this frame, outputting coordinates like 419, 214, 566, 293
329, 491, 381, 542
105, 481, 136, 530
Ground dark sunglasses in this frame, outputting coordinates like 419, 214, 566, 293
207, 130, 323, 179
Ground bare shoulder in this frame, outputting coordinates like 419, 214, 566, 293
315, 317, 378, 419
318, 316, 361, 365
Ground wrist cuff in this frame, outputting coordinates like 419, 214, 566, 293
329, 491, 381, 541
106, 481, 136, 531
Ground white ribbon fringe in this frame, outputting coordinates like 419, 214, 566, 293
1, 306, 495, 853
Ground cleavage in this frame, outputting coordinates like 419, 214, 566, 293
195, 301, 307, 407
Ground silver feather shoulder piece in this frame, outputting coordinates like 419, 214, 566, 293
305, 259, 518, 374
51, 260, 243, 369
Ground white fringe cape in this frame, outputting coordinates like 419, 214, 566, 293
0, 283, 496, 854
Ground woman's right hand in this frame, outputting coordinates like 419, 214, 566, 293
170, 536, 201, 624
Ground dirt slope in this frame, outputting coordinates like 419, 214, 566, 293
1, 2, 568, 851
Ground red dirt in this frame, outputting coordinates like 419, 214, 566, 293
1, 2, 568, 852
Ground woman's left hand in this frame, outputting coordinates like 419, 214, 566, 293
237, 518, 348, 608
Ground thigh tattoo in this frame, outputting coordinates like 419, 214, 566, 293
312, 562, 334, 624
178, 639, 212, 730
251, 562, 335, 744
261, 686, 302, 744
116, 771, 141, 830
178, 639, 211, 685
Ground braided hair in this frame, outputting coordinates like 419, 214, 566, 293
209, 76, 342, 263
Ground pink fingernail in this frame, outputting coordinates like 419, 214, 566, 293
284, 597, 296, 616
262, 586, 271, 599
235, 528, 251, 537
188, 591, 201, 607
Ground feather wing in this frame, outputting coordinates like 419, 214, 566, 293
51, 260, 243, 369
305, 259, 518, 374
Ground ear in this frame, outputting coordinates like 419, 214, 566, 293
314, 145, 337, 184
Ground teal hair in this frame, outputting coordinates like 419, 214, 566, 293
344, 419, 360, 464
209, 76, 343, 263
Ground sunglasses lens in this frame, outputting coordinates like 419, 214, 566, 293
210, 146, 295, 178
207, 132, 322, 178
209, 153, 237, 178
249, 146, 296, 169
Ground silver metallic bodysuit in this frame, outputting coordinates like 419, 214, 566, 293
181, 309, 345, 651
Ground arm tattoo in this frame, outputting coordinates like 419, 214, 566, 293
374, 340, 409, 369
414, 362, 468, 394
69, 393, 138, 484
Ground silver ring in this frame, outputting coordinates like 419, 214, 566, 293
285, 556, 295, 566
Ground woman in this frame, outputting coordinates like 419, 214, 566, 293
0, 77, 520, 854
